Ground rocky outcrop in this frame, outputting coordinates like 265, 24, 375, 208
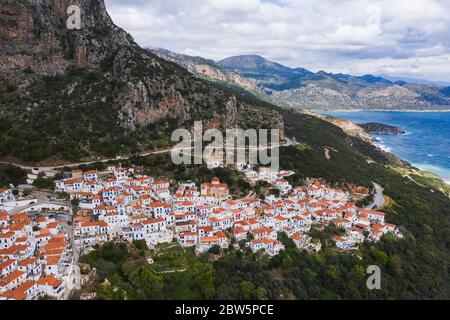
359, 123, 406, 135
192, 64, 257, 91
304, 111, 372, 142
117, 79, 189, 130
111, 45, 257, 130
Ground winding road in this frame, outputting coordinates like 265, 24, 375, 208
366, 182, 386, 210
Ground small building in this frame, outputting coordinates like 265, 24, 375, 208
201, 178, 229, 201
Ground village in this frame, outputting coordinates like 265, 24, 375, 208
0, 161, 402, 300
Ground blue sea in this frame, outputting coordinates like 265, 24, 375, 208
315, 110, 450, 184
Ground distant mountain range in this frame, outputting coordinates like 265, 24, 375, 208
150, 49, 450, 111
379, 75, 450, 87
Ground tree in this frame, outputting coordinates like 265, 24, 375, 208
388, 255, 403, 277
372, 250, 389, 267
0, 164, 26, 187
240, 281, 255, 300
33, 173, 54, 190
191, 261, 215, 299
351, 265, 366, 281
130, 267, 163, 299
208, 245, 221, 255
133, 240, 148, 251
281, 255, 294, 269
255, 286, 267, 300
326, 265, 339, 279
270, 189, 280, 197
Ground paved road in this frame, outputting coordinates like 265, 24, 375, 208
7, 199, 70, 214
0, 147, 178, 171
1, 139, 294, 171
366, 182, 385, 210
155, 269, 188, 274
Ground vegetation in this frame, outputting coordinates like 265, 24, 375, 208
32, 173, 56, 190
0, 71, 175, 163
79, 242, 214, 300
0, 164, 26, 187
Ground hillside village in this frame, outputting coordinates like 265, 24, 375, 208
0, 162, 402, 300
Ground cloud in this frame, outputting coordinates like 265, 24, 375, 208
104, 0, 450, 81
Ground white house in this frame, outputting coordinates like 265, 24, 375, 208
0, 189, 15, 204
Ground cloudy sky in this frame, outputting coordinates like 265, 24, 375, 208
104, 0, 450, 82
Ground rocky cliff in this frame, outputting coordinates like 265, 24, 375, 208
0, 0, 131, 80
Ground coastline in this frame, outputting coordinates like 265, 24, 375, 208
373, 143, 450, 185
314, 109, 450, 185
374, 140, 450, 186
311, 108, 450, 113
412, 163, 450, 186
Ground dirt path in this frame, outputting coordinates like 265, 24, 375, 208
324, 148, 331, 160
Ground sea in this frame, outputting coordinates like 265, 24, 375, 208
315, 110, 450, 184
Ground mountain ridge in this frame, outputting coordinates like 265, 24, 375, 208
220, 54, 450, 110
152, 50, 450, 111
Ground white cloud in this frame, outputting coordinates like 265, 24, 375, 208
104, 0, 450, 81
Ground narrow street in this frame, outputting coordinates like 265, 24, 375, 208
59, 218, 81, 299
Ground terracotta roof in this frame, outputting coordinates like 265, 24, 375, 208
0, 259, 16, 271
37, 275, 62, 288
0, 270, 25, 286
0, 232, 15, 239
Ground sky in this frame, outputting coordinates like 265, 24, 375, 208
104, 0, 450, 82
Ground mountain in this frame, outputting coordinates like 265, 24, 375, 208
153, 52, 450, 110
1, 0, 450, 301
380, 75, 450, 87
217, 55, 397, 91
217, 55, 450, 110
0, 0, 283, 164
218, 55, 314, 91
149, 48, 260, 93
